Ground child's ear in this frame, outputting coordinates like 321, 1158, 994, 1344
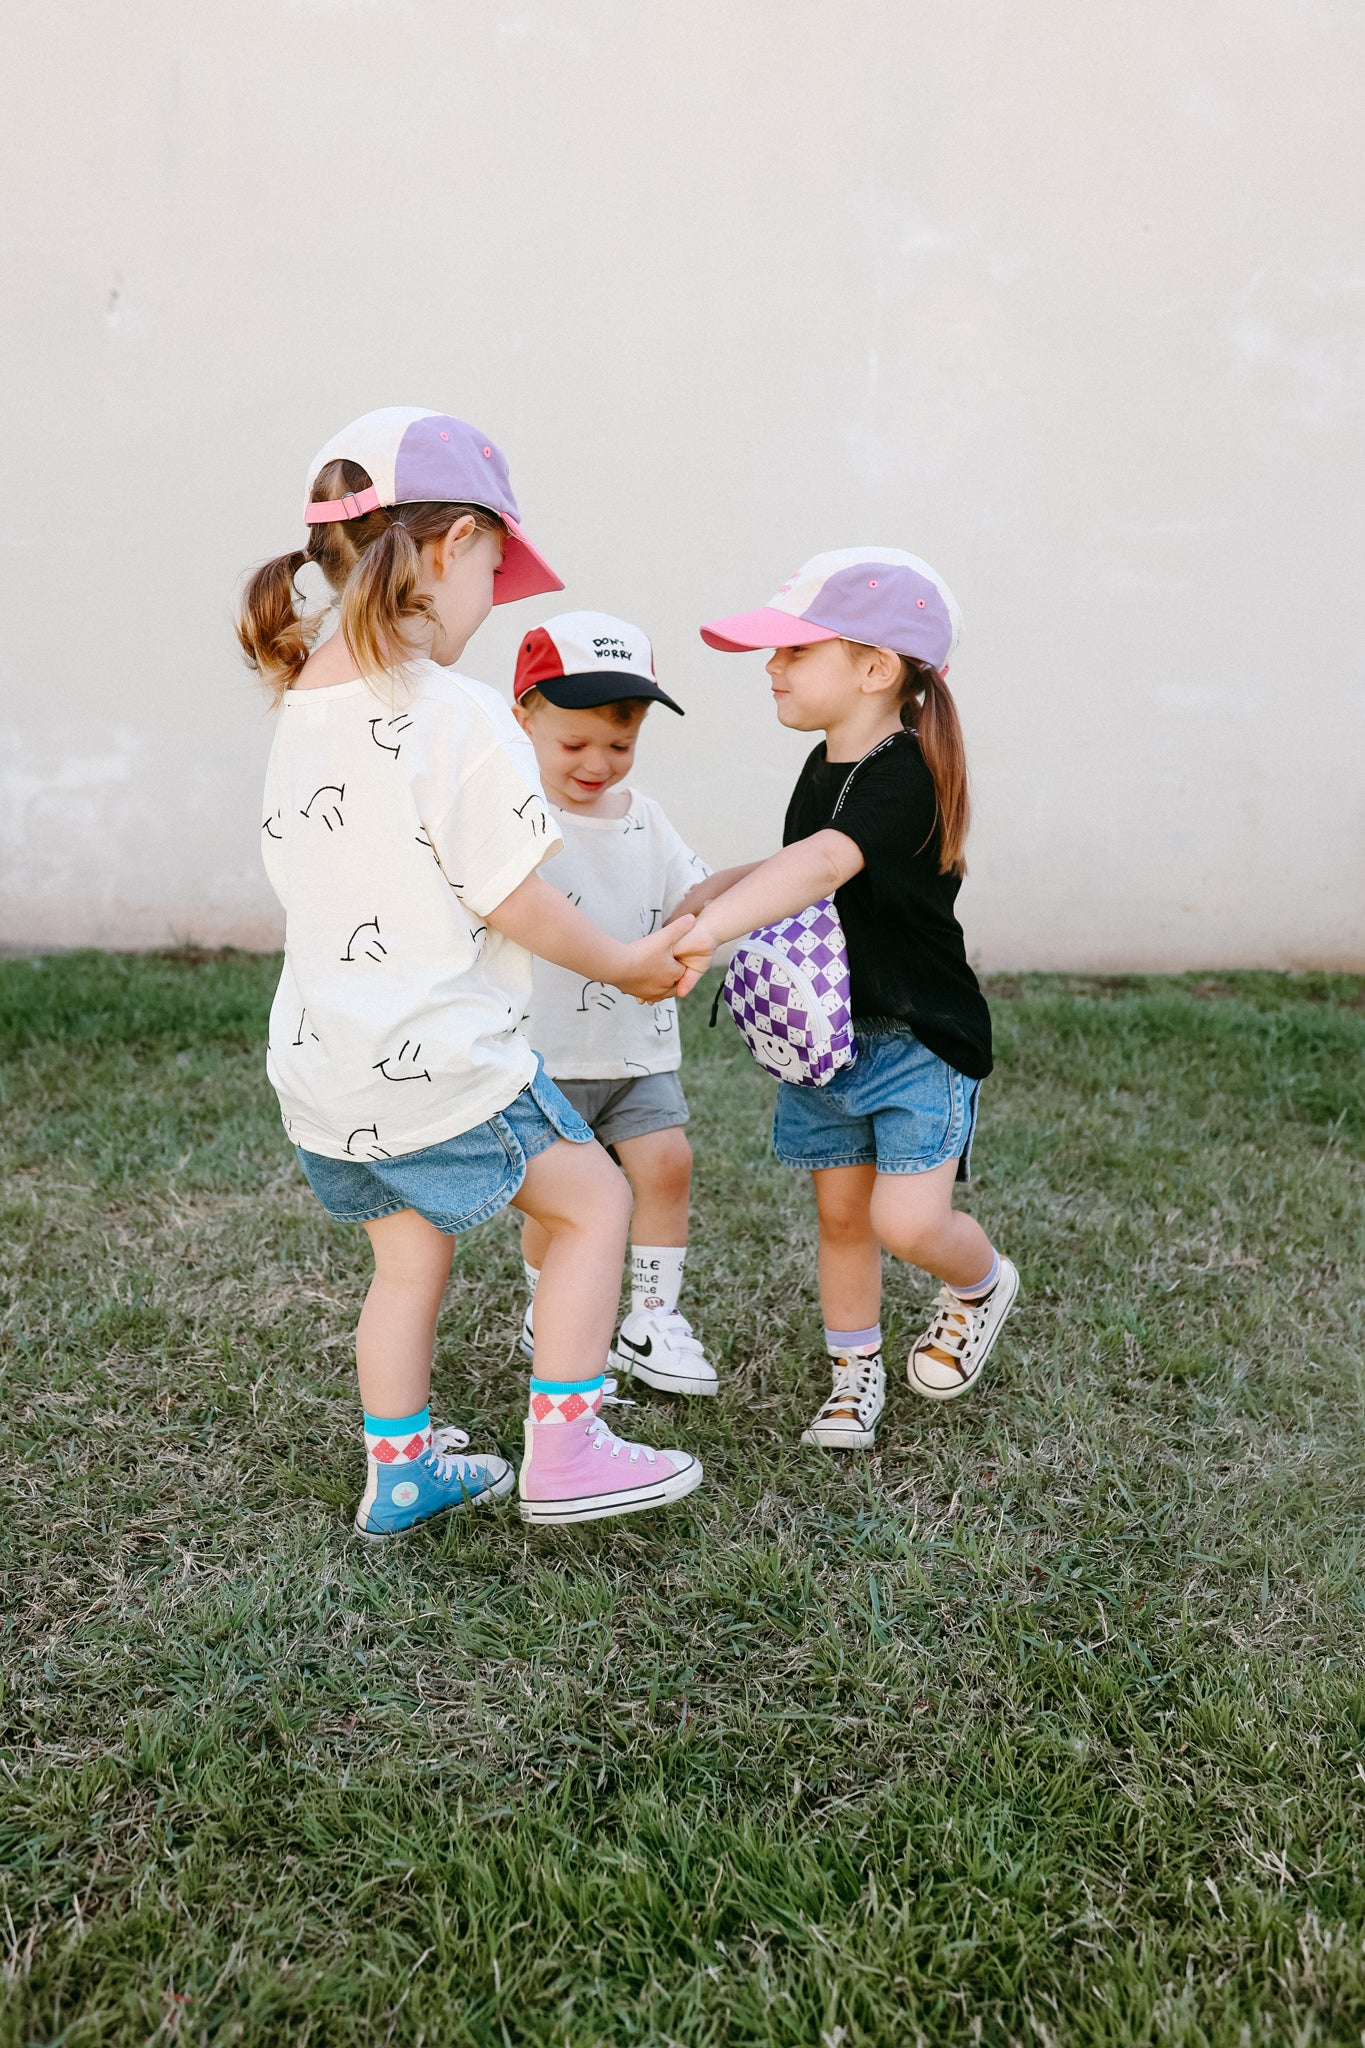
435, 513, 478, 577
863, 646, 902, 696
512, 697, 535, 735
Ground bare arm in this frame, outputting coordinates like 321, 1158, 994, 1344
484, 871, 694, 1004
666, 860, 763, 923
672, 830, 865, 996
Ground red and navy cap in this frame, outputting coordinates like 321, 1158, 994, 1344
514, 610, 683, 714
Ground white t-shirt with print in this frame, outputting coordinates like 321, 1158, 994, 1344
260, 661, 561, 1161
527, 790, 709, 1081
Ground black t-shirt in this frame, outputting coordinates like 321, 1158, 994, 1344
782, 731, 993, 1080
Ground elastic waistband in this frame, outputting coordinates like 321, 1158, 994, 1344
850, 1016, 918, 1040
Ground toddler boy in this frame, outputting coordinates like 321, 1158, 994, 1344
512, 610, 716, 1396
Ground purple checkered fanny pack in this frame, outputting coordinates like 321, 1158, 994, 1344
719, 897, 856, 1087
714, 735, 897, 1088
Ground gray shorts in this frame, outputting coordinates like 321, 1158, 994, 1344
555, 1069, 689, 1150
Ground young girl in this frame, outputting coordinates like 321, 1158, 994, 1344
237, 406, 703, 1533
671, 548, 1018, 1449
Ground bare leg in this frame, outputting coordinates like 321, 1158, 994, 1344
510, 1139, 632, 1382
613, 1126, 693, 1245
357, 1210, 455, 1417
520, 1214, 550, 1272
811, 1164, 882, 1330
868, 1157, 993, 1289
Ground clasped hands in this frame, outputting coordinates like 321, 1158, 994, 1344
618, 873, 728, 1005
617, 911, 717, 1005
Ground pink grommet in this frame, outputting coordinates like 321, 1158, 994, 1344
439, 430, 449, 441
482, 446, 492, 458
868, 578, 878, 588
917, 597, 926, 607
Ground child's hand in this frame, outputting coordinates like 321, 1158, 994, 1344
666, 877, 718, 923
616, 913, 696, 1003
665, 861, 762, 926
671, 919, 718, 999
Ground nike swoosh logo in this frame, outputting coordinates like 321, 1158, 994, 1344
618, 1333, 653, 1360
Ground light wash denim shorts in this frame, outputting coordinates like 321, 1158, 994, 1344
295, 1057, 593, 1233
773, 1026, 980, 1179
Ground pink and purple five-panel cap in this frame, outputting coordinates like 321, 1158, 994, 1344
303, 407, 564, 606
700, 547, 963, 670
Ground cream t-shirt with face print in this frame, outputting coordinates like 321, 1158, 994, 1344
259, 661, 560, 1162
526, 791, 709, 1081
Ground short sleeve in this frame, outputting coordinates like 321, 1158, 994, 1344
827, 747, 939, 876
658, 814, 710, 914
424, 731, 563, 915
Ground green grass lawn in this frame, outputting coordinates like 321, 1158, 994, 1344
3, 954, 1365, 2048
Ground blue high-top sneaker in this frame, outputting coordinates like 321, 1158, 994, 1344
354, 1421, 515, 1540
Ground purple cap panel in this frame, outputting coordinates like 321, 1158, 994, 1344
393, 415, 521, 521
802, 562, 954, 667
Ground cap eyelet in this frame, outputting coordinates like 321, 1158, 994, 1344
868, 578, 878, 588
917, 597, 926, 608
439, 430, 450, 441
482, 446, 493, 458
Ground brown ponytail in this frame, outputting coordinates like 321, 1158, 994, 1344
900, 659, 970, 876
236, 548, 315, 699
235, 457, 505, 706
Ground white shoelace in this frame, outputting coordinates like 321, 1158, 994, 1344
815, 1357, 882, 1425
921, 1288, 986, 1362
586, 1413, 658, 1465
426, 1426, 487, 1483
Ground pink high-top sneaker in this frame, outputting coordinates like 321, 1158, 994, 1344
518, 1376, 703, 1526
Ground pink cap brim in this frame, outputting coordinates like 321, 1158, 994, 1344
699, 606, 840, 653
494, 518, 565, 605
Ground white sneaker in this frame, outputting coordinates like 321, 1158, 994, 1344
612, 1308, 719, 1396
800, 1353, 886, 1449
907, 1257, 1019, 1400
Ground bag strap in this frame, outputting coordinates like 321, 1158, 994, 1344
829, 732, 898, 824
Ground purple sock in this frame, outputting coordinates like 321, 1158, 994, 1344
825, 1323, 883, 1356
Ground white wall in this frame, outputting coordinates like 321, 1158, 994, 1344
3, 0, 1362, 968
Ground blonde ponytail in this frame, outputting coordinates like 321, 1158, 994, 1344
235, 456, 506, 706
340, 520, 437, 686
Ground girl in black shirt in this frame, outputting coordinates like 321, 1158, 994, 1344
672, 548, 1018, 1450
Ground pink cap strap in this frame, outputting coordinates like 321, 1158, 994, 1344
304, 485, 383, 525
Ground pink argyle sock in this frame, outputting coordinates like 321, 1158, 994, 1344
526, 1374, 606, 1425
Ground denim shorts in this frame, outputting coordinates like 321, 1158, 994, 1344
295, 1058, 594, 1232
773, 1027, 980, 1179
